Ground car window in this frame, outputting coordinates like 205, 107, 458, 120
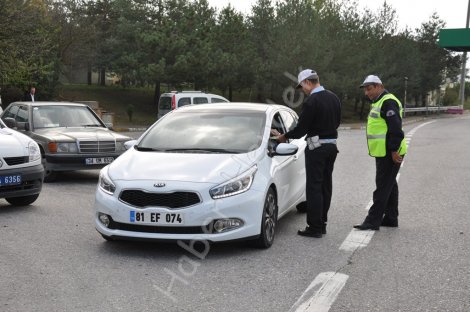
279, 111, 298, 132
271, 113, 286, 134
210, 97, 228, 103
193, 97, 208, 104
3, 105, 19, 119
178, 97, 191, 107
34, 105, 103, 128
139, 111, 266, 153
159, 96, 172, 110
15, 106, 29, 123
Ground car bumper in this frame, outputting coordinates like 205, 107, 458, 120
45, 153, 122, 171
94, 183, 265, 242
0, 164, 44, 199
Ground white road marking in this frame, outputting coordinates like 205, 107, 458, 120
339, 230, 375, 252
289, 272, 349, 312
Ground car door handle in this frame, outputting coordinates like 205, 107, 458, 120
293, 155, 299, 161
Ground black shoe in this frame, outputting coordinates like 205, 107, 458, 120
322, 224, 327, 235
381, 219, 398, 227
298, 227, 322, 238
353, 223, 379, 231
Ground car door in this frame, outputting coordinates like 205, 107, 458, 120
279, 110, 306, 206
269, 111, 305, 213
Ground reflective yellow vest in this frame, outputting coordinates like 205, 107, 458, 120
366, 93, 408, 157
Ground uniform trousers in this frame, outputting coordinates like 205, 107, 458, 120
364, 153, 402, 227
304, 144, 338, 233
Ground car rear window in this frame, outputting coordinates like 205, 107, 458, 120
159, 96, 172, 110
210, 98, 228, 103
178, 97, 191, 107
193, 97, 208, 104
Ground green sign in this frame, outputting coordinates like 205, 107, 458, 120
439, 28, 470, 52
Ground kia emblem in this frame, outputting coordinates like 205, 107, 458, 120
154, 182, 166, 188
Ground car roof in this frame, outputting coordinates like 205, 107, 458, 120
173, 102, 290, 114
11, 101, 87, 107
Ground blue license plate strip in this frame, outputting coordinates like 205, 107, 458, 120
0, 174, 22, 186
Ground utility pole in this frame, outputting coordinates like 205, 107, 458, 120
459, 0, 470, 108
404, 76, 408, 118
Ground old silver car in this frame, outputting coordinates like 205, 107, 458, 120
1, 101, 131, 182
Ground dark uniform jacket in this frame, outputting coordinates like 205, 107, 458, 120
285, 89, 341, 140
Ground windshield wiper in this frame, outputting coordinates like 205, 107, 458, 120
164, 148, 241, 154
135, 146, 164, 152
81, 124, 102, 127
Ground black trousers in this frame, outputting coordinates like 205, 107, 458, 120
364, 154, 402, 227
304, 144, 338, 232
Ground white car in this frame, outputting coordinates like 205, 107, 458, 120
0, 118, 44, 206
95, 103, 306, 248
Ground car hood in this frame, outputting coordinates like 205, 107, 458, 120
108, 149, 261, 184
0, 127, 33, 157
35, 127, 129, 141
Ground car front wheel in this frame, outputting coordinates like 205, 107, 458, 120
253, 188, 277, 249
5, 194, 39, 206
42, 157, 57, 182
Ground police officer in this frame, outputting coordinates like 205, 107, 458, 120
354, 75, 408, 230
276, 69, 341, 238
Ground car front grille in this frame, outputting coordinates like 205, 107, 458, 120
79, 141, 116, 153
119, 190, 201, 209
109, 220, 212, 234
3, 156, 29, 166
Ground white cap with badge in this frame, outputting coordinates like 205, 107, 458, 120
360, 75, 382, 88
296, 69, 319, 89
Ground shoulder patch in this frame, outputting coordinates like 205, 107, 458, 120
386, 110, 396, 117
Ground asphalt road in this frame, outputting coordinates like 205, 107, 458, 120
1, 115, 469, 312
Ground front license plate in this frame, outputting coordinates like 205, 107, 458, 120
130, 211, 184, 225
0, 174, 22, 186
85, 157, 114, 165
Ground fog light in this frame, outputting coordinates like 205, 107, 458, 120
213, 218, 244, 233
98, 213, 110, 228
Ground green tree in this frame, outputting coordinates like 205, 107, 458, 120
0, 0, 59, 101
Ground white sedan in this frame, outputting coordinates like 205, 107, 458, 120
94, 103, 306, 248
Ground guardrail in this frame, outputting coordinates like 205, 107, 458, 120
404, 105, 463, 115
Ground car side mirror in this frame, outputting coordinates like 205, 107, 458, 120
3, 117, 17, 129
124, 140, 137, 150
273, 143, 298, 156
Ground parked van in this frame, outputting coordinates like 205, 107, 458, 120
157, 91, 229, 119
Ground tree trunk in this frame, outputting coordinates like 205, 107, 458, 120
154, 80, 161, 109
360, 98, 366, 120
229, 85, 233, 101
87, 63, 92, 85
354, 97, 359, 112
100, 68, 106, 86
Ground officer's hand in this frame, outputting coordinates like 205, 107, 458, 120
391, 151, 403, 164
276, 134, 287, 143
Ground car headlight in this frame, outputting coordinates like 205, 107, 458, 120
210, 166, 257, 199
28, 141, 41, 162
99, 167, 116, 195
48, 142, 78, 153
116, 141, 127, 152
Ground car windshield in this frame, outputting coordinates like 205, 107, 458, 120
138, 111, 266, 153
32, 105, 103, 129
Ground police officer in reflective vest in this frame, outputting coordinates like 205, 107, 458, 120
354, 75, 408, 230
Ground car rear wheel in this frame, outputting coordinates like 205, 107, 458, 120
101, 234, 115, 241
296, 201, 307, 213
5, 194, 39, 206
253, 188, 277, 249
